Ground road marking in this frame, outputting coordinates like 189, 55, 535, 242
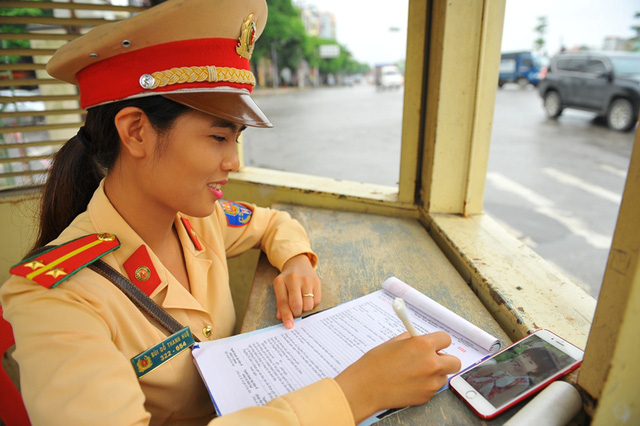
543, 168, 621, 204
598, 163, 627, 178
486, 172, 612, 249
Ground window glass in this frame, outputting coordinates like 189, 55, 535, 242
554, 58, 573, 71
584, 59, 607, 74
490, 2, 640, 301
1, 0, 409, 190
555, 57, 587, 72
572, 58, 588, 72
242, 0, 409, 187
609, 56, 640, 75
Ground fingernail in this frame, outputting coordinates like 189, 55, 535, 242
285, 320, 294, 329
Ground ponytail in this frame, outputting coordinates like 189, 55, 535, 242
32, 134, 104, 249
31, 95, 190, 251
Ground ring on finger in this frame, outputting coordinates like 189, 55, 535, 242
303, 292, 314, 298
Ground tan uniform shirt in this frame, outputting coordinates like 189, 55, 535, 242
0, 182, 355, 425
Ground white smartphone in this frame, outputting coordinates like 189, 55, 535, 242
449, 329, 584, 419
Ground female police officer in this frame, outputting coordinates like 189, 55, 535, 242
0, 0, 461, 424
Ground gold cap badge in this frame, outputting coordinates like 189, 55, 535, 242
236, 14, 257, 60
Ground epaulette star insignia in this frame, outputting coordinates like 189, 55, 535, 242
10, 233, 120, 289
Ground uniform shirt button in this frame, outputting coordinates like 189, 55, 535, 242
202, 325, 213, 338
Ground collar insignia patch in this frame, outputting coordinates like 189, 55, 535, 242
180, 217, 203, 251
124, 245, 161, 296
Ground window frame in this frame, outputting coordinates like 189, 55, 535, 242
2, 1, 638, 420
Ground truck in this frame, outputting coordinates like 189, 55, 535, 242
498, 51, 548, 88
374, 64, 404, 90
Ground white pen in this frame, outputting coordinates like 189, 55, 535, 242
392, 297, 420, 337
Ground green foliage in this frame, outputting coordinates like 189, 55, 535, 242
303, 36, 323, 68
627, 11, 640, 51
1, 3, 53, 64
252, 0, 367, 78
253, 0, 307, 69
533, 16, 547, 52
2, 0, 368, 80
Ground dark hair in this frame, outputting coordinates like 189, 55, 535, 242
522, 347, 560, 382
32, 96, 190, 251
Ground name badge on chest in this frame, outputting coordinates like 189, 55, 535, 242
131, 326, 195, 378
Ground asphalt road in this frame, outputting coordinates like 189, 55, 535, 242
243, 83, 636, 298
245, 84, 404, 185
486, 84, 634, 298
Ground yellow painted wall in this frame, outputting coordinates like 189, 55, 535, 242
3, 1, 638, 419
580, 117, 640, 422
0, 190, 40, 284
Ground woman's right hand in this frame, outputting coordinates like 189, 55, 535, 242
334, 331, 462, 424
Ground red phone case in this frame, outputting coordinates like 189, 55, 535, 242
449, 330, 583, 419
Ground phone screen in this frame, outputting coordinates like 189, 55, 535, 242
456, 332, 581, 411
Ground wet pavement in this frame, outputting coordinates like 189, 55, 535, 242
245, 84, 403, 186
486, 84, 633, 298
243, 83, 635, 298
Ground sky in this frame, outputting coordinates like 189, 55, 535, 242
295, 0, 639, 66
294, 0, 410, 66
501, 0, 639, 55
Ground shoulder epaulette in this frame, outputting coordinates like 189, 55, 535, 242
10, 233, 120, 289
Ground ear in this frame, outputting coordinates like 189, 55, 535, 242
114, 107, 155, 159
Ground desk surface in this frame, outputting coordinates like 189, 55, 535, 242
241, 204, 521, 424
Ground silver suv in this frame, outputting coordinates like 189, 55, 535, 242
537, 51, 640, 132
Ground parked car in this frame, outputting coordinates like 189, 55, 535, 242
498, 51, 548, 88
537, 51, 640, 132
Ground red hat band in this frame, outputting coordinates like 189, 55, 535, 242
76, 38, 255, 109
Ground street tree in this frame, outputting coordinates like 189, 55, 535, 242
533, 16, 547, 55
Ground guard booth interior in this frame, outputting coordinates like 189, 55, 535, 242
0, 0, 638, 424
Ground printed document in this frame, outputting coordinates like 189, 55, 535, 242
192, 277, 501, 417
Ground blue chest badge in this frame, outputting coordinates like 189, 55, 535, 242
219, 200, 252, 227
131, 326, 195, 378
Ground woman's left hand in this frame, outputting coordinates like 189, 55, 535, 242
273, 254, 321, 329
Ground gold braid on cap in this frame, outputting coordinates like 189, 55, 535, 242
139, 66, 256, 90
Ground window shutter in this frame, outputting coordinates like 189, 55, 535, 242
0, 0, 148, 190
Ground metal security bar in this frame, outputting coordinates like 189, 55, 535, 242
0, 0, 148, 190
